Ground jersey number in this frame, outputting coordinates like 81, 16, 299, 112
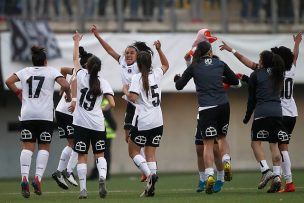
79, 88, 97, 111
151, 85, 160, 107
281, 78, 293, 99
26, 76, 45, 98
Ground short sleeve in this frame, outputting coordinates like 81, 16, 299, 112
15, 68, 25, 81
101, 79, 114, 96
129, 74, 141, 95
51, 67, 64, 80
154, 67, 164, 83
119, 55, 125, 65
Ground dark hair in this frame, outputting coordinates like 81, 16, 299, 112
260, 50, 285, 93
192, 41, 212, 65
131, 41, 154, 56
31, 46, 46, 66
86, 55, 102, 96
271, 46, 294, 71
137, 51, 152, 97
79, 46, 93, 69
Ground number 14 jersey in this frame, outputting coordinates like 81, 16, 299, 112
73, 69, 114, 131
15, 66, 63, 121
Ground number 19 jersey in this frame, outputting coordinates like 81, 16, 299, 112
73, 69, 114, 131
15, 66, 63, 121
129, 67, 164, 131
281, 65, 298, 117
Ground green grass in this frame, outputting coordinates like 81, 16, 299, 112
1, 171, 304, 203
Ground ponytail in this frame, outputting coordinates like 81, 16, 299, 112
137, 51, 152, 97
87, 56, 102, 96
270, 54, 285, 93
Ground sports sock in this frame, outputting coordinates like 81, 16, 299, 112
57, 146, 72, 172
35, 150, 49, 182
205, 168, 214, 177
67, 150, 78, 174
140, 148, 146, 159
147, 162, 157, 174
217, 170, 224, 182
20, 149, 33, 181
281, 151, 292, 183
133, 154, 151, 177
96, 157, 107, 180
77, 163, 87, 191
199, 171, 205, 182
222, 154, 231, 164
259, 160, 269, 173
273, 165, 281, 177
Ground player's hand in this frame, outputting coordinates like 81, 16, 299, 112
184, 52, 192, 62
122, 84, 129, 95
65, 93, 72, 102
90, 25, 98, 35
219, 41, 232, 52
293, 32, 302, 44
68, 101, 76, 112
73, 31, 83, 41
174, 74, 181, 82
154, 40, 161, 50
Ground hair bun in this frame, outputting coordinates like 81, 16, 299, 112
31, 46, 44, 54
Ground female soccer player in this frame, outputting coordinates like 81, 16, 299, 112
52, 33, 92, 189
122, 40, 169, 197
70, 47, 115, 198
174, 41, 239, 194
5, 46, 71, 198
220, 32, 302, 192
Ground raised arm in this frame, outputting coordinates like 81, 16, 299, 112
220, 41, 258, 70
90, 25, 120, 62
73, 31, 83, 73
154, 40, 169, 74
293, 32, 302, 66
60, 67, 74, 78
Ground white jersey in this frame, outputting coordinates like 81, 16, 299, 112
15, 66, 63, 121
281, 65, 298, 117
56, 71, 75, 116
119, 56, 139, 85
73, 69, 114, 131
129, 67, 164, 131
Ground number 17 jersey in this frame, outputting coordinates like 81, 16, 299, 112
15, 66, 63, 121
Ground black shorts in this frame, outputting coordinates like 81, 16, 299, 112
251, 117, 288, 143
129, 126, 163, 147
73, 125, 107, 154
198, 103, 230, 139
280, 116, 296, 144
124, 102, 136, 130
20, 120, 54, 144
55, 111, 74, 139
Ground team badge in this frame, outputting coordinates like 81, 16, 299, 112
40, 132, 52, 142
21, 129, 32, 140
205, 127, 217, 137
152, 135, 162, 145
134, 136, 147, 145
75, 141, 87, 152
95, 140, 105, 150
257, 130, 269, 139
58, 127, 65, 138
278, 131, 289, 142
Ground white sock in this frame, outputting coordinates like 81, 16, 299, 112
67, 150, 78, 174
147, 162, 157, 174
77, 163, 87, 191
199, 171, 205, 182
57, 146, 72, 172
281, 151, 292, 183
96, 157, 107, 180
205, 168, 214, 177
273, 165, 281, 177
222, 154, 231, 164
35, 150, 49, 182
259, 160, 269, 173
20, 149, 33, 181
133, 154, 151, 177
217, 170, 224, 182
140, 148, 146, 159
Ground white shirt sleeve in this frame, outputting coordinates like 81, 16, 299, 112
15, 68, 26, 81
119, 55, 125, 65
101, 78, 114, 96
51, 67, 63, 80
154, 67, 164, 83
129, 74, 141, 95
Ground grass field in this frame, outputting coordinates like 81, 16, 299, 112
1, 170, 304, 203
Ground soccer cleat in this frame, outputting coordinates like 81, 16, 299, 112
140, 173, 147, 182
224, 162, 232, 181
21, 176, 30, 198
205, 175, 215, 194
32, 176, 42, 195
52, 170, 69, 190
279, 182, 295, 193
258, 170, 274, 189
213, 180, 224, 193
196, 180, 205, 192
267, 176, 281, 193
99, 177, 108, 198
79, 189, 88, 199
62, 169, 78, 187
140, 174, 158, 197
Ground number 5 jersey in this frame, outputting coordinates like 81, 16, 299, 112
15, 66, 63, 121
73, 69, 114, 131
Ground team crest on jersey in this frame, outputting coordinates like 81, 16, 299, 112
204, 58, 212, 65
40, 132, 52, 142
266, 68, 272, 75
95, 140, 105, 150
58, 127, 65, 137
122, 65, 126, 69
21, 129, 32, 140
278, 131, 289, 142
205, 126, 217, 137
75, 141, 86, 152
257, 130, 269, 139
134, 136, 147, 145
128, 69, 132, 73
152, 135, 162, 145
67, 125, 74, 135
